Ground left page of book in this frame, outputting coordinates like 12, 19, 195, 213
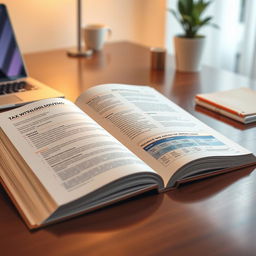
0, 98, 161, 210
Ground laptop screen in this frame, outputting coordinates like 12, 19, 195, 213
0, 4, 27, 82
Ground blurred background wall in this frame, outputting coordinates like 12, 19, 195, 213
2, 0, 166, 53
2, 0, 256, 79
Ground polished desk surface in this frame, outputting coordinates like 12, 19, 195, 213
1, 41, 256, 255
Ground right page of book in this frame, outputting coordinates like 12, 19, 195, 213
76, 84, 253, 187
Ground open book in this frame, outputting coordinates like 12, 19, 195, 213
0, 84, 255, 229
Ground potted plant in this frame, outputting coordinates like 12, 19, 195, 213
169, 0, 218, 72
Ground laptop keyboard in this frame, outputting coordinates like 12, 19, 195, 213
0, 81, 33, 95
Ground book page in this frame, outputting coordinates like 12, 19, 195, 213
76, 84, 252, 185
0, 98, 158, 205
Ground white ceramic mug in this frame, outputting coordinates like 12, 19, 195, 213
84, 24, 111, 51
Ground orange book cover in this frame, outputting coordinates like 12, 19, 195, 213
195, 87, 256, 117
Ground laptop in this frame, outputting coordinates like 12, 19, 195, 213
0, 4, 64, 110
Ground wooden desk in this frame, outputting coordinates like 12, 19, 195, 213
1, 41, 256, 255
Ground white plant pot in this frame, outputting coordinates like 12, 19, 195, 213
174, 36, 205, 72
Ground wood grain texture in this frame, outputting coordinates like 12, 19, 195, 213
0, 42, 256, 256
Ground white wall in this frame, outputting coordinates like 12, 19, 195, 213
2, 0, 167, 53
165, 0, 179, 54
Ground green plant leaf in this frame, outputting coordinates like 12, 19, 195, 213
169, 9, 182, 24
209, 23, 220, 29
169, 9, 179, 19
172, 0, 218, 38
186, 0, 194, 15
179, 0, 193, 15
196, 1, 211, 15
182, 14, 192, 22
178, 0, 186, 15
199, 16, 212, 26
